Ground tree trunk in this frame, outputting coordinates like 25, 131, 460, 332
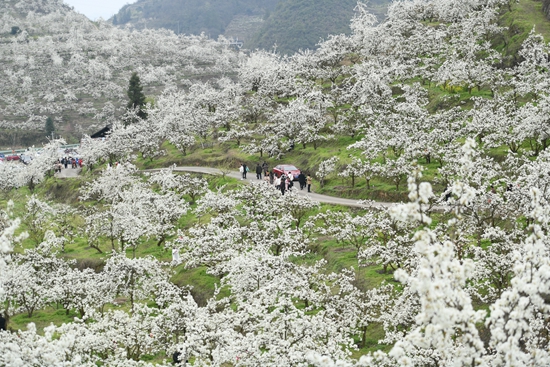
90, 243, 103, 254
361, 326, 368, 348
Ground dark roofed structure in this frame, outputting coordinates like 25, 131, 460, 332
90, 124, 112, 139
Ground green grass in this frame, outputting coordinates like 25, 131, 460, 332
503, 0, 550, 40
8, 307, 81, 333
495, 0, 550, 66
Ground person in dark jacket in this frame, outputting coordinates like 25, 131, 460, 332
298, 171, 306, 190
280, 173, 287, 195
256, 164, 262, 180
0, 313, 6, 331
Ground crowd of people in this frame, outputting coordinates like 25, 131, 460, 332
239, 162, 312, 195
54, 157, 82, 173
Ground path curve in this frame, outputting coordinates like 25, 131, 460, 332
156, 166, 429, 210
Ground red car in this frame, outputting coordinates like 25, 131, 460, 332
273, 164, 301, 181
6, 155, 20, 161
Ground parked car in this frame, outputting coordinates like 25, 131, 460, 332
0, 154, 4, 159
6, 155, 20, 161
20, 155, 32, 164
273, 164, 301, 180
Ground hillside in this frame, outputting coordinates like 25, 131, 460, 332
112, 0, 278, 40
2, 0, 549, 148
0, 0, 241, 148
113, 0, 391, 53
249, 0, 389, 54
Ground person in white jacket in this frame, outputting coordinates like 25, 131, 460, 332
239, 163, 244, 180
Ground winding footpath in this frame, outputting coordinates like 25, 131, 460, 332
169, 166, 403, 210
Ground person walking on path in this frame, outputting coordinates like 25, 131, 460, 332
269, 171, 274, 185
255, 164, 262, 180
287, 172, 294, 190
239, 163, 245, 180
307, 174, 312, 193
285, 175, 291, 192
243, 163, 248, 179
298, 171, 306, 190
262, 161, 269, 176
280, 173, 287, 195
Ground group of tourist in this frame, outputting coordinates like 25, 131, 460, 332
239, 162, 312, 195
54, 157, 82, 173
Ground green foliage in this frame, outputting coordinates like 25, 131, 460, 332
126, 72, 147, 121
0, 129, 50, 148
44, 117, 54, 137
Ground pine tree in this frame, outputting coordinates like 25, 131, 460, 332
45, 117, 55, 138
126, 72, 147, 122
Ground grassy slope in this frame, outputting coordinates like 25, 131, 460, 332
496, 0, 550, 65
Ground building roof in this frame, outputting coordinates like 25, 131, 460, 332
90, 124, 112, 139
